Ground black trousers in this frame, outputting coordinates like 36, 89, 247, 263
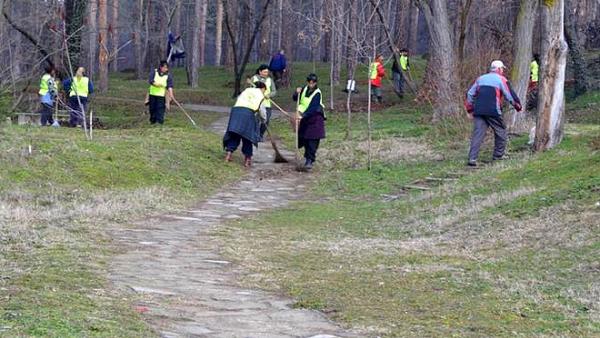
301, 139, 320, 162
224, 132, 253, 157
259, 108, 272, 140
149, 95, 166, 124
39, 103, 54, 126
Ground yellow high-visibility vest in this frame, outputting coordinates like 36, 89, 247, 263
149, 70, 168, 97
370, 62, 380, 80
400, 55, 409, 71
251, 75, 272, 108
530, 60, 539, 82
234, 88, 265, 111
69, 76, 90, 97
298, 86, 324, 114
39, 74, 52, 95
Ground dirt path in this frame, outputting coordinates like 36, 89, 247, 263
109, 111, 358, 337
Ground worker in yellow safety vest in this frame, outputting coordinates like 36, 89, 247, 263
249, 64, 277, 141
63, 66, 93, 127
370, 54, 385, 103
148, 60, 175, 125
223, 82, 268, 167
529, 53, 539, 90
392, 48, 410, 97
39, 65, 57, 126
293, 73, 326, 170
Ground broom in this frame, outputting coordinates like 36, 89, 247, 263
264, 126, 288, 163
171, 97, 198, 127
269, 99, 304, 170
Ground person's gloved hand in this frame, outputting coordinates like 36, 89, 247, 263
514, 102, 522, 112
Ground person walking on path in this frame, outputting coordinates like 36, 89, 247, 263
370, 54, 385, 103
38, 65, 57, 126
464, 60, 522, 167
148, 60, 175, 125
293, 73, 326, 170
268, 50, 287, 86
63, 67, 93, 127
223, 82, 268, 167
249, 64, 277, 141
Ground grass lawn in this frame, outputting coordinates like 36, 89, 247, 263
217, 97, 600, 336
0, 115, 241, 336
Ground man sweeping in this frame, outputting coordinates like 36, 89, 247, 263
223, 82, 267, 167
293, 73, 326, 170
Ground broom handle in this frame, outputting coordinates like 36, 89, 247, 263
171, 97, 198, 127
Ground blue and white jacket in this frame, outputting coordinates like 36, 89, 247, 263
465, 71, 521, 117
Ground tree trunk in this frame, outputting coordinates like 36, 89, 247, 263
110, 0, 119, 72
98, 0, 108, 92
509, 0, 537, 131
564, 0, 588, 97
396, 0, 410, 47
457, 0, 472, 62
190, 0, 201, 87
408, 4, 419, 52
89, 0, 98, 77
534, 0, 568, 151
416, 0, 460, 119
215, 0, 223, 65
199, 0, 207, 66
277, 0, 283, 50
134, 0, 147, 79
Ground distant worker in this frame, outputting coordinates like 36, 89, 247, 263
148, 60, 175, 125
527, 53, 540, 111
370, 54, 385, 103
63, 66, 93, 128
223, 82, 267, 167
293, 73, 326, 170
391, 48, 410, 97
38, 65, 57, 126
250, 64, 277, 141
464, 60, 522, 167
268, 49, 287, 86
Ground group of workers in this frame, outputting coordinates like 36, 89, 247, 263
38, 47, 541, 170
38, 65, 94, 127
369, 49, 411, 103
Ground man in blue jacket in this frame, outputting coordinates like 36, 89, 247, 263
269, 50, 287, 86
464, 60, 522, 167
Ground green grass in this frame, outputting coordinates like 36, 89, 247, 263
217, 95, 600, 336
0, 115, 241, 336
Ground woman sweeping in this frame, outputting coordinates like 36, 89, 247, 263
223, 82, 267, 167
293, 73, 326, 170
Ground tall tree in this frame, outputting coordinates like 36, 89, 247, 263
88, 0, 98, 77
98, 0, 108, 92
199, 0, 207, 66
509, 0, 538, 131
408, 4, 419, 52
564, 0, 588, 97
110, 0, 119, 72
414, 0, 460, 119
223, 0, 273, 96
190, 0, 202, 87
534, 0, 568, 151
215, 0, 224, 65
64, 0, 87, 70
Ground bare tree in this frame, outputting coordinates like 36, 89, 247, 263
190, 0, 202, 87
97, 0, 108, 92
215, 0, 224, 65
110, 0, 119, 72
565, 0, 588, 97
88, 0, 98, 77
414, 0, 460, 119
534, 0, 568, 151
199, 0, 207, 66
223, 0, 273, 97
133, 0, 149, 79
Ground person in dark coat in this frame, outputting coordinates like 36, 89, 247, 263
62, 67, 94, 127
293, 73, 326, 170
223, 82, 267, 167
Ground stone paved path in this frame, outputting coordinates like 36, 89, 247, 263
109, 111, 359, 337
